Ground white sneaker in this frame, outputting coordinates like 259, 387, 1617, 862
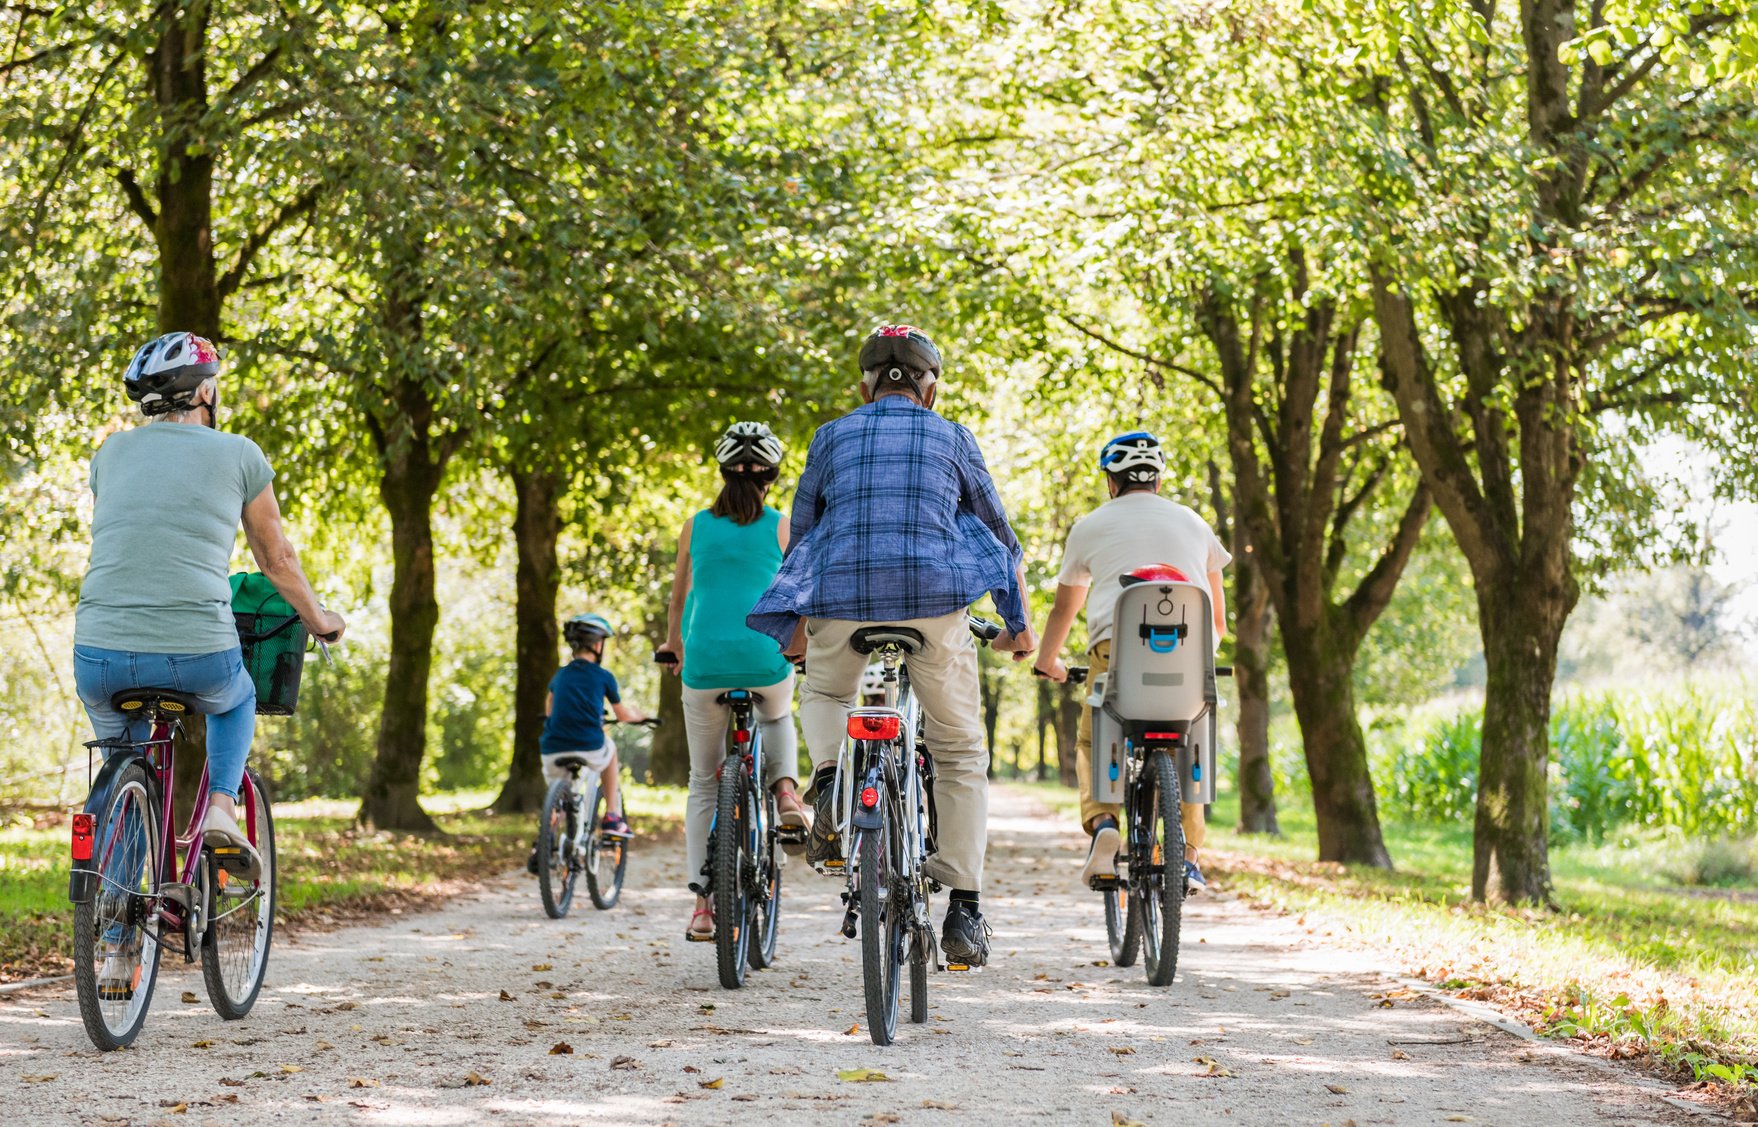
1081, 823, 1121, 886
202, 806, 264, 882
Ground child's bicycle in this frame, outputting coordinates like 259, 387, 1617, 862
823, 613, 1001, 1046
534, 718, 660, 919
68, 691, 276, 1051
655, 652, 799, 989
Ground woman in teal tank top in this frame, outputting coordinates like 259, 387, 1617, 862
658, 422, 804, 942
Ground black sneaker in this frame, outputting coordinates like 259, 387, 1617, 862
526, 846, 540, 876
807, 777, 841, 867
941, 901, 992, 968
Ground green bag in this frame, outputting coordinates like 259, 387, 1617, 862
230, 572, 308, 716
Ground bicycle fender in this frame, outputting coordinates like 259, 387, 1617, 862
69, 751, 152, 904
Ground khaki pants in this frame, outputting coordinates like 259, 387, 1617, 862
801, 612, 988, 891
682, 674, 798, 892
1077, 640, 1206, 860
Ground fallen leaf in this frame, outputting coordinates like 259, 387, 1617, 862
218, 1078, 245, 1088
844, 1024, 861, 1036
1111, 1114, 1148, 1127
531, 963, 553, 971
699, 1078, 724, 1090
181, 991, 199, 1004
1326, 1083, 1350, 1095
922, 1099, 960, 1110
1392, 1049, 1410, 1060
348, 1078, 379, 1089
499, 990, 516, 1002
334, 1001, 358, 1011
837, 1068, 892, 1083
611, 1056, 640, 1071
159, 1102, 188, 1114
192, 1040, 213, 1049
648, 1039, 675, 1048
550, 1042, 573, 1055
279, 1064, 302, 1075
465, 1071, 490, 1087
732, 1094, 758, 1102
21, 1075, 57, 1084
1110, 1046, 1136, 1056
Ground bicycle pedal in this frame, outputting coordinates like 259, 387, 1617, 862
1088, 874, 1121, 891
817, 858, 846, 874
212, 847, 255, 874
943, 962, 980, 973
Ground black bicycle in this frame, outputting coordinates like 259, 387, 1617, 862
534, 718, 658, 919
1063, 662, 1232, 986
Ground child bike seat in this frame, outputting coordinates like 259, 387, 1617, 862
850, 626, 926, 655
110, 688, 203, 718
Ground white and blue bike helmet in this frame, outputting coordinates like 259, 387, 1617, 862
1099, 431, 1165, 485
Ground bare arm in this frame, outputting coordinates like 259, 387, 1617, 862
657, 518, 693, 673
242, 484, 345, 641
1031, 582, 1088, 680
611, 701, 649, 724
1208, 569, 1228, 650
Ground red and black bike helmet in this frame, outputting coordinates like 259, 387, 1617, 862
859, 324, 943, 399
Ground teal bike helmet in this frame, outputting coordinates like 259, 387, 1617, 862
562, 612, 615, 650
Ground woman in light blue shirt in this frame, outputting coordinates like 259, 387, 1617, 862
657, 422, 803, 942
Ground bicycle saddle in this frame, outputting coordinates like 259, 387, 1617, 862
716, 689, 766, 705
111, 688, 203, 717
850, 626, 926, 655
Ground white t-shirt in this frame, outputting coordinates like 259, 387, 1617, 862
1055, 492, 1232, 646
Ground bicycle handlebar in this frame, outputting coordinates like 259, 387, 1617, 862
1032, 664, 1089, 684
967, 615, 1003, 643
653, 650, 679, 666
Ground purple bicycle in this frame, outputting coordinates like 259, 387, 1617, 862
69, 689, 276, 1050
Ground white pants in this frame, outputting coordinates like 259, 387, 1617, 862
542, 737, 615, 783
801, 612, 988, 892
683, 674, 799, 893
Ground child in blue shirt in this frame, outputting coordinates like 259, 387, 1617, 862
527, 613, 651, 874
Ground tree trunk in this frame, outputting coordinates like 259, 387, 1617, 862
1054, 680, 1080, 787
492, 465, 562, 814
149, 2, 219, 338
358, 450, 442, 832
1233, 548, 1278, 834
1473, 586, 1565, 903
648, 664, 689, 785
1283, 625, 1391, 867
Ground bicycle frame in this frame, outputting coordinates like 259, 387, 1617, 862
836, 648, 930, 922
710, 692, 767, 855
79, 717, 261, 959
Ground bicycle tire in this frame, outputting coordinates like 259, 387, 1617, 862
860, 805, 902, 1046
1104, 882, 1141, 967
202, 768, 276, 1020
909, 916, 929, 1024
714, 764, 752, 988
1140, 750, 1185, 987
748, 787, 781, 970
537, 778, 577, 918
586, 785, 627, 910
74, 759, 164, 1051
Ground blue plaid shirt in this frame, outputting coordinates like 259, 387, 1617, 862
748, 396, 1028, 644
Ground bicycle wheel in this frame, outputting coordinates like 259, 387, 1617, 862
1139, 750, 1185, 987
537, 779, 577, 918
74, 758, 164, 1051
908, 891, 929, 1025
203, 768, 276, 1020
748, 787, 781, 970
586, 784, 627, 910
713, 764, 752, 987
1104, 882, 1141, 967
859, 802, 902, 1046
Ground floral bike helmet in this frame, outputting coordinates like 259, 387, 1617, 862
562, 612, 615, 650
714, 421, 784, 477
124, 332, 222, 416
1119, 563, 1192, 587
858, 324, 943, 400
1099, 431, 1165, 485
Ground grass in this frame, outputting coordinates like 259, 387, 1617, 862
0, 779, 685, 984
1010, 776, 1758, 1092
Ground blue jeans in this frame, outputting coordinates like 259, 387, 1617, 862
72, 645, 257, 801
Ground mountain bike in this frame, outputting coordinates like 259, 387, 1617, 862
534, 718, 659, 919
68, 690, 276, 1051
823, 614, 1001, 1046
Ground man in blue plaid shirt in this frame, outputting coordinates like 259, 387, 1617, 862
749, 324, 1035, 967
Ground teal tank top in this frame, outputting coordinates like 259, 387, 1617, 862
681, 507, 792, 690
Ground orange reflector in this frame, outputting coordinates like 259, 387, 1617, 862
71, 813, 95, 861
848, 714, 900, 740
860, 786, 879, 808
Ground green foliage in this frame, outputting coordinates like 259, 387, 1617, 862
1372, 682, 1758, 843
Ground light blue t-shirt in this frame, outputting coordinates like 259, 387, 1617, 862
682, 508, 792, 690
75, 423, 275, 654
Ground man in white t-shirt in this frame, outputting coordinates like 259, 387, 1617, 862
1034, 432, 1231, 889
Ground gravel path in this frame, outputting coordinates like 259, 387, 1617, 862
0, 785, 1701, 1126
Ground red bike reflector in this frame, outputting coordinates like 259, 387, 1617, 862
71, 813, 95, 861
848, 714, 900, 740
1143, 731, 1181, 742
733, 729, 751, 744
860, 786, 879, 808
